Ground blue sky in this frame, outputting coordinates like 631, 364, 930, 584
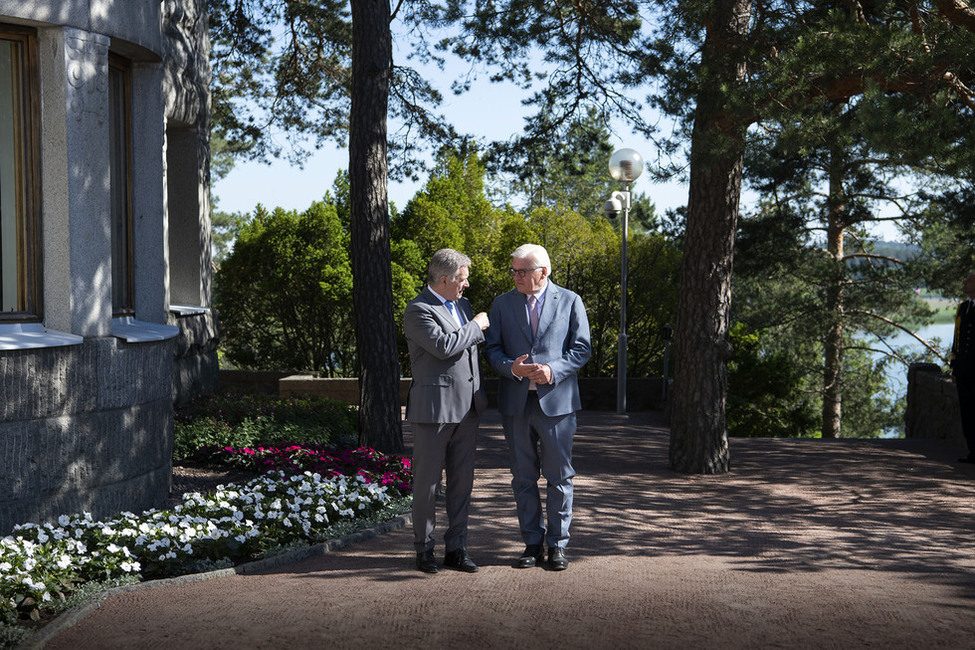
208, 43, 903, 242
210, 55, 691, 218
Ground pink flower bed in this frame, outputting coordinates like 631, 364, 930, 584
198, 444, 413, 495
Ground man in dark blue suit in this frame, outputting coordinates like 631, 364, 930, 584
485, 244, 591, 571
952, 272, 975, 463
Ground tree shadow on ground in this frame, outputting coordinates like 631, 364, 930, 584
457, 410, 975, 596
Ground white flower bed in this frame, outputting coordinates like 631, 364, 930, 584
1, 471, 399, 622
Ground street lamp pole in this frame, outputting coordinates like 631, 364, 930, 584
617, 183, 630, 414
605, 148, 643, 415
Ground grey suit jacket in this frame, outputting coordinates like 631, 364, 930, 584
404, 287, 487, 424
484, 282, 591, 417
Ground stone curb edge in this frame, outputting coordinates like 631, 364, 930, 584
17, 512, 412, 649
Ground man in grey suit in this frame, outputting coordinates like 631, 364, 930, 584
404, 248, 490, 574
485, 244, 591, 571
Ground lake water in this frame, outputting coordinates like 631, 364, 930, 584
873, 321, 954, 392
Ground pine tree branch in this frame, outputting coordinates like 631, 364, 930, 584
937, 0, 975, 33
389, 0, 405, 22
844, 252, 906, 265
847, 344, 907, 364
852, 309, 948, 362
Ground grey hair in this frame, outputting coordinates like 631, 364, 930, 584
427, 248, 472, 285
511, 244, 552, 276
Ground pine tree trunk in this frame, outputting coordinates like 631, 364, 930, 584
669, 0, 751, 474
349, 0, 403, 454
821, 149, 847, 439
821, 281, 844, 439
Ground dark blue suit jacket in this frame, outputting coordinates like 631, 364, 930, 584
484, 282, 591, 417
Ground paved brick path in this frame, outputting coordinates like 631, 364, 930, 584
34, 411, 975, 649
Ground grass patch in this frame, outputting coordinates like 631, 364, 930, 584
928, 303, 958, 325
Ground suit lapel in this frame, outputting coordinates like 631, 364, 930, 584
457, 298, 471, 325
423, 287, 459, 331
534, 284, 560, 340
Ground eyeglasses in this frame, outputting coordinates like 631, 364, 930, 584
510, 267, 541, 279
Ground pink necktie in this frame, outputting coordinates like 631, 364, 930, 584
529, 295, 539, 337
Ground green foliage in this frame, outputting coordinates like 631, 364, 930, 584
736, 84, 946, 436
208, 0, 459, 179
208, 0, 354, 165
488, 109, 620, 219
732, 203, 943, 437
0, 621, 31, 648
839, 350, 902, 439
215, 147, 682, 383
209, 136, 243, 266
209, 207, 238, 267
443, 2, 649, 167
214, 198, 358, 375
726, 323, 904, 439
390, 149, 509, 371
391, 149, 511, 308
727, 324, 818, 437
910, 187, 975, 299
626, 233, 682, 375
173, 394, 358, 461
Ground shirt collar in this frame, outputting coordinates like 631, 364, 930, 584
428, 286, 451, 305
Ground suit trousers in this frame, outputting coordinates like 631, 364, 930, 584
957, 377, 975, 455
502, 392, 576, 549
411, 408, 478, 553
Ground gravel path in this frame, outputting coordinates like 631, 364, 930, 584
35, 410, 975, 649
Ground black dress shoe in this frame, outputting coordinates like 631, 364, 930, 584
959, 455, 975, 464
548, 547, 568, 571
416, 550, 438, 573
517, 544, 545, 568
443, 548, 479, 573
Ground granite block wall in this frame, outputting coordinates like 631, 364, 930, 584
904, 363, 964, 447
0, 338, 174, 533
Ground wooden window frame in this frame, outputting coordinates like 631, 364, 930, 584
109, 54, 135, 316
0, 25, 41, 321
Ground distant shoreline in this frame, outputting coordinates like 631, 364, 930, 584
923, 297, 957, 325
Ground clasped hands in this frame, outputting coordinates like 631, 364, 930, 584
512, 354, 552, 385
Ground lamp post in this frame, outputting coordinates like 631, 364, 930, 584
604, 148, 643, 415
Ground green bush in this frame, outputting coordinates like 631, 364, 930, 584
726, 323, 819, 437
173, 393, 358, 461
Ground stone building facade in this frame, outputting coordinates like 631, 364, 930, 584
0, 0, 217, 534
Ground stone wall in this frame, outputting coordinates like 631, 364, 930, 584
0, 0, 215, 534
272, 373, 669, 411
904, 363, 964, 447
172, 310, 220, 404
0, 339, 175, 533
